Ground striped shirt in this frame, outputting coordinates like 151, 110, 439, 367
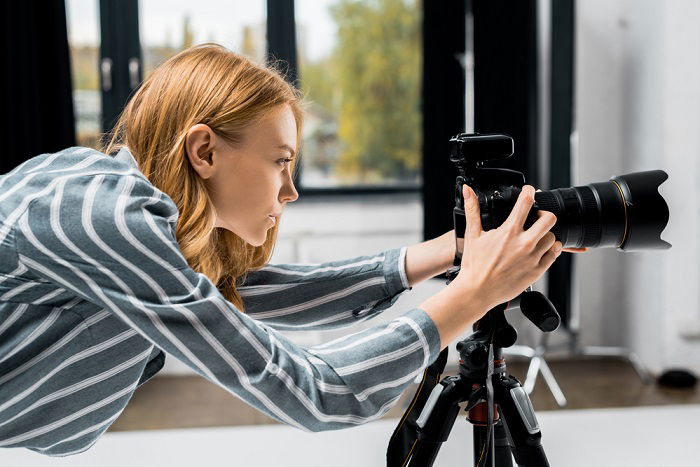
0, 146, 441, 457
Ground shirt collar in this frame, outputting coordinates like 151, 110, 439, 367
114, 146, 139, 170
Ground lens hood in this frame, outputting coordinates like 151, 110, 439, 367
611, 170, 671, 251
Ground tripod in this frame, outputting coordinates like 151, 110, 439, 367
388, 289, 559, 467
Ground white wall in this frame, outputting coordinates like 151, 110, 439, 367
575, 0, 700, 373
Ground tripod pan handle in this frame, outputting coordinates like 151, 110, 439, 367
519, 291, 560, 332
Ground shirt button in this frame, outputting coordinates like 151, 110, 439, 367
267, 363, 279, 375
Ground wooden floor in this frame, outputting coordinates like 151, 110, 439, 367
108, 358, 700, 432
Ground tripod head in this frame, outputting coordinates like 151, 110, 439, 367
448, 284, 561, 350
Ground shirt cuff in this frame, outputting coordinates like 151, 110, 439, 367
382, 247, 411, 296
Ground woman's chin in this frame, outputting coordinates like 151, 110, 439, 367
246, 232, 267, 247
222, 225, 266, 247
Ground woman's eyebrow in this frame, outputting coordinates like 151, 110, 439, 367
277, 144, 296, 158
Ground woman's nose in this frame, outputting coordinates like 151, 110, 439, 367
280, 175, 299, 203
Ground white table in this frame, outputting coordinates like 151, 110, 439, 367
2, 404, 697, 466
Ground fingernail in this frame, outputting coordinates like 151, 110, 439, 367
554, 244, 562, 252
463, 185, 471, 199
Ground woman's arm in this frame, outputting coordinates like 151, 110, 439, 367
404, 230, 455, 287
239, 247, 410, 330
14, 172, 441, 432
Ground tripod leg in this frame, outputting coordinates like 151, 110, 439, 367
472, 409, 514, 466
582, 346, 652, 384
406, 377, 468, 467
627, 351, 653, 384
494, 419, 514, 467
538, 358, 567, 407
473, 424, 493, 467
523, 356, 541, 394
494, 375, 550, 467
409, 402, 461, 466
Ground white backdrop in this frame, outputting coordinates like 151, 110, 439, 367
574, 0, 700, 373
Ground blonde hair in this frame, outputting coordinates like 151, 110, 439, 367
103, 44, 303, 311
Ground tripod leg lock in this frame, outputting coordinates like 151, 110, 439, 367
509, 385, 540, 434
416, 384, 445, 429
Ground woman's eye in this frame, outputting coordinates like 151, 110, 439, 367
277, 158, 293, 166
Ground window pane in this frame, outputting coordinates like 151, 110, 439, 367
65, 0, 101, 149
296, 0, 422, 188
139, 0, 266, 78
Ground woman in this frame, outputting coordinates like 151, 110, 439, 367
0, 44, 581, 457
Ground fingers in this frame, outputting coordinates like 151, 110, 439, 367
505, 185, 536, 230
536, 229, 562, 270
462, 184, 483, 239
534, 232, 558, 258
525, 209, 558, 243
538, 248, 561, 270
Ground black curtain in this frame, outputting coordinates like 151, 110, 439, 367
547, 0, 576, 329
1, 0, 76, 173
421, 0, 467, 242
472, 0, 539, 186
266, 0, 298, 88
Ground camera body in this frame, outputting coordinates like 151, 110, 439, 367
448, 133, 540, 272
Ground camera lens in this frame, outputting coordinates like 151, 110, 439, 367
534, 170, 671, 251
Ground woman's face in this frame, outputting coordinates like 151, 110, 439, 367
185, 104, 299, 246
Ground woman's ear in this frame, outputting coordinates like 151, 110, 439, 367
185, 124, 218, 180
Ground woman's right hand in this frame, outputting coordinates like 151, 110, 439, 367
453, 184, 562, 311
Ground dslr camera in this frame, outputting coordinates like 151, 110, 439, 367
447, 133, 671, 280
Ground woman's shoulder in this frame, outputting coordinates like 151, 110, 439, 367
42, 146, 143, 176
3, 146, 146, 183
0, 146, 178, 227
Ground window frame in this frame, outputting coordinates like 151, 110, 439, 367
99, 0, 141, 135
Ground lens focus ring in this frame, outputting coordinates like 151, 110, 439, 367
533, 191, 565, 242
534, 187, 602, 248
578, 186, 602, 247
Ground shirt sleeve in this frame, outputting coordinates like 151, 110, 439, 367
13, 173, 442, 432
239, 247, 411, 331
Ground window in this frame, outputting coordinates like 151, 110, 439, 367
295, 0, 422, 189
139, 0, 267, 77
